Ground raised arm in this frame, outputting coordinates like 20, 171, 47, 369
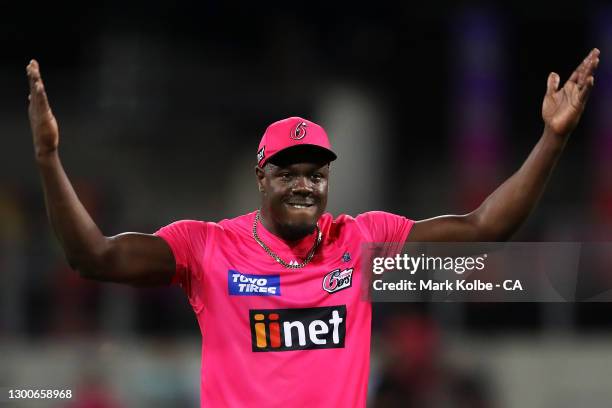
27, 60, 175, 286
408, 48, 600, 242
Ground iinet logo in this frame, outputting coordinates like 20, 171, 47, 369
250, 306, 347, 352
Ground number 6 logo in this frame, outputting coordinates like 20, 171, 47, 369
290, 121, 308, 140
323, 268, 353, 294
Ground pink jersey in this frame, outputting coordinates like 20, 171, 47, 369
155, 210, 413, 407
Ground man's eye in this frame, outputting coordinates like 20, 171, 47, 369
311, 174, 323, 181
279, 173, 292, 180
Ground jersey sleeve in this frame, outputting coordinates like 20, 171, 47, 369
154, 220, 209, 311
355, 211, 415, 256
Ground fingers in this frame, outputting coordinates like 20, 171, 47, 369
578, 75, 595, 103
577, 49, 599, 104
583, 48, 600, 81
26, 59, 46, 98
26, 59, 51, 114
570, 48, 600, 86
26, 59, 42, 91
546, 72, 560, 96
568, 54, 587, 83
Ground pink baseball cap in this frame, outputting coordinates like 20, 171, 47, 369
257, 117, 337, 167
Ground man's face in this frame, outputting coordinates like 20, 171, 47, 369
256, 160, 329, 239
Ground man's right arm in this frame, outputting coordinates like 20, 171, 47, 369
27, 60, 175, 287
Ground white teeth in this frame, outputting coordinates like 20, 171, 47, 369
288, 204, 310, 208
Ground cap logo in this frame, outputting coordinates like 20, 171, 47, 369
290, 121, 307, 140
257, 146, 265, 163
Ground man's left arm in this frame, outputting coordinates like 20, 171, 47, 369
408, 48, 600, 242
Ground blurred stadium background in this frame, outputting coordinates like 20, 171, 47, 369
2, 2, 612, 407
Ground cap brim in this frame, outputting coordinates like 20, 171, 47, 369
265, 144, 337, 166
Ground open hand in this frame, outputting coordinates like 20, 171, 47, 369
542, 48, 600, 137
27, 60, 59, 158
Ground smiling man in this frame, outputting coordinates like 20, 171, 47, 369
26, 48, 599, 407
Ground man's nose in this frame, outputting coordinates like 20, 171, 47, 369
292, 176, 313, 193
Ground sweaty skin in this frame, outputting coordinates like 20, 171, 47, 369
26, 49, 599, 285
255, 155, 330, 242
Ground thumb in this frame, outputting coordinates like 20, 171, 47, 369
546, 72, 560, 96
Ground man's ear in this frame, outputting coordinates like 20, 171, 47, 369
255, 165, 265, 193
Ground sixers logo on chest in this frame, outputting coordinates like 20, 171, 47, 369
322, 268, 353, 294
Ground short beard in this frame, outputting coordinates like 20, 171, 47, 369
277, 221, 316, 242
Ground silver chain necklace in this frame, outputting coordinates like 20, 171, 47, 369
252, 210, 322, 269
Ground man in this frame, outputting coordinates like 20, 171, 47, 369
27, 48, 599, 407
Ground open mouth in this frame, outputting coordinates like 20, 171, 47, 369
285, 202, 315, 209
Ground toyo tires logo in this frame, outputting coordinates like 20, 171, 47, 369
228, 270, 280, 296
